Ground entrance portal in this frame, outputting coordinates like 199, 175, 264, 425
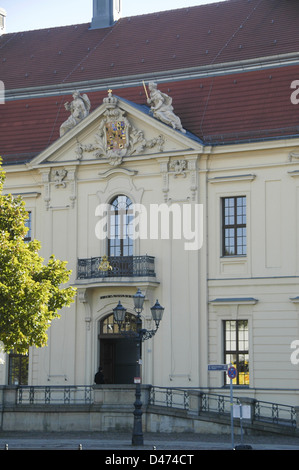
99, 312, 140, 384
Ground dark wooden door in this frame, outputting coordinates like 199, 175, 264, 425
100, 338, 137, 384
101, 340, 114, 384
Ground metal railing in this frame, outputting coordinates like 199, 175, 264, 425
149, 386, 297, 429
17, 385, 93, 405
15, 385, 298, 430
254, 400, 297, 428
199, 391, 239, 415
149, 387, 190, 410
77, 255, 156, 279
149, 387, 239, 414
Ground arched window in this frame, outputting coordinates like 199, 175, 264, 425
100, 311, 138, 335
108, 195, 133, 257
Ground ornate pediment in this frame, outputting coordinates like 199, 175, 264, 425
30, 87, 203, 169
75, 90, 165, 166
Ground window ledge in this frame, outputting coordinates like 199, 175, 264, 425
210, 297, 258, 305
209, 174, 256, 183
220, 255, 247, 259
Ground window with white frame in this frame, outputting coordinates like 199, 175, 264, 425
224, 319, 249, 385
108, 195, 133, 257
222, 196, 246, 256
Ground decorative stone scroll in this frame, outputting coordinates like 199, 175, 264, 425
169, 159, 187, 177
289, 151, 299, 161
75, 90, 165, 166
39, 167, 77, 209
52, 169, 68, 188
159, 157, 198, 202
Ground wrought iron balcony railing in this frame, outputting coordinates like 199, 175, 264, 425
77, 255, 156, 280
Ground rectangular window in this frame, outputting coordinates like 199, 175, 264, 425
224, 320, 249, 385
8, 352, 29, 385
222, 196, 246, 256
24, 211, 32, 242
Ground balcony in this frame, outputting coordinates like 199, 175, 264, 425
77, 255, 156, 281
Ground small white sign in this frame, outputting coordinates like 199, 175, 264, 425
233, 404, 251, 419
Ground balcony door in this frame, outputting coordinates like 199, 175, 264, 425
108, 195, 133, 257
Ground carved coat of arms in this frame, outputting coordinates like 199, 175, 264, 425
76, 91, 164, 166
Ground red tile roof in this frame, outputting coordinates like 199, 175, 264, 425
1, 0, 299, 164
2, 64, 299, 164
1, 0, 299, 90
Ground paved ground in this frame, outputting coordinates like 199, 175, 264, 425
0, 431, 299, 451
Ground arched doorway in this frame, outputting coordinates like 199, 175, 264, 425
99, 311, 140, 384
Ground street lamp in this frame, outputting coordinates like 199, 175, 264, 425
113, 300, 127, 324
113, 288, 164, 446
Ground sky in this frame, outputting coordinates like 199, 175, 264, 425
0, 0, 222, 33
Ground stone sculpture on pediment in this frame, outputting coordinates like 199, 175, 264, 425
146, 82, 186, 134
60, 91, 91, 137
75, 91, 165, 166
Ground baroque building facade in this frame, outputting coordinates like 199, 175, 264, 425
1, 0, 299, 406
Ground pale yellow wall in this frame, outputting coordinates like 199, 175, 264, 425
1, 104, 299, 405
206, 142, 299, 398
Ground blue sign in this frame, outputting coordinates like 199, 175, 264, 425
227, 366, 237, 379
208, 364, 228, 371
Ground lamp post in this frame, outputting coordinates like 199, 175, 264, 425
113, 288, 164, 446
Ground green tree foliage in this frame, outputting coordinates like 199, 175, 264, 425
0, 163, 76, 353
